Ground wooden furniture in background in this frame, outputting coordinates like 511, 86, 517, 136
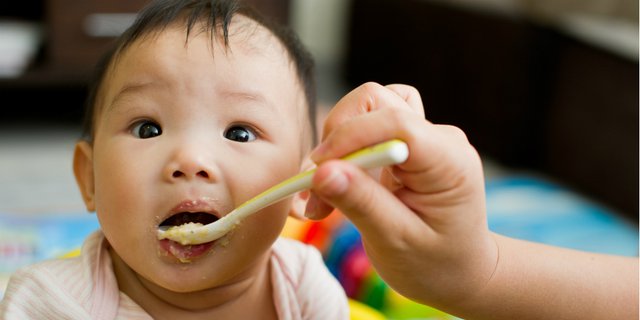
344, 0, 638, 220
0, 0, 289, 123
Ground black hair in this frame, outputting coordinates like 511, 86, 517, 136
81, 0, 316, 143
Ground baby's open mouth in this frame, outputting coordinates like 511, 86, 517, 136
159, 212, 219, 227
158, 212, 219, 263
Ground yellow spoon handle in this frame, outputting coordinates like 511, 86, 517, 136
157, 139, 409, 245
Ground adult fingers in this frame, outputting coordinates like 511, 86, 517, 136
313, 109, 484, 199
319, 82, 423, 142
310, 159, 431, 244
312, 106, 433, 172
304, 190, 335, 220
385, 84, 426, 117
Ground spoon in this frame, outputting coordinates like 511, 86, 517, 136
157, 139, 409, 245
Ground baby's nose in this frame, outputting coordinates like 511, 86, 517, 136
165, 147, 217, 182
172, 168, 210, 179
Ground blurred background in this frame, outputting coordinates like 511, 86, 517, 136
0, 0, 637, 317
0, 0, 637, 217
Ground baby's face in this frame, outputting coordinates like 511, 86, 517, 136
85, 17, 309, 292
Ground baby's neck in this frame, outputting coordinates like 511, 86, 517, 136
109, 248, 277, 319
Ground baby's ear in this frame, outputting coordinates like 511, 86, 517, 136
73, 141, 96, 212
288, 156, 315, 220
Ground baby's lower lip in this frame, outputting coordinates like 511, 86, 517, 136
159, 239, 214, 263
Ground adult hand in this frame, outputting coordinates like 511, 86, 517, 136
306, 82, 498, 308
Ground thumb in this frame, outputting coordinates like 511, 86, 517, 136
311, 160, 416, 240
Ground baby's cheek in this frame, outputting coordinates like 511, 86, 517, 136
246, 202, 290, 240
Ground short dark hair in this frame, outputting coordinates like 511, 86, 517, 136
81, 0, 316, 143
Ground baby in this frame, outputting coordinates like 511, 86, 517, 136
0, 0, 348, 318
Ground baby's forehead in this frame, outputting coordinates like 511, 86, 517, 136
102, 14, 299, 100
104, 15, 293, 91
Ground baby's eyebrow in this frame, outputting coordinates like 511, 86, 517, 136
220, 89, 265, 104
106, 82, 155, 113
219, 89, 279, 114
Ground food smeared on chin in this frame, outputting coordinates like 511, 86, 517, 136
158, 212, 218, 263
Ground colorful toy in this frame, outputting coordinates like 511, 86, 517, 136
348, 299, 386, 320
282, 215, 456, 319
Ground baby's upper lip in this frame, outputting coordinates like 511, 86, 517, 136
170, 198, 222, 217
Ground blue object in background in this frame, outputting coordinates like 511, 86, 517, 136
486, 176, 638, 257
0, 212, 99, 277
325, 222, 362, 279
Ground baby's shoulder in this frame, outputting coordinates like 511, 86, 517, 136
271, 238, 349, 319
271, 237, 333, 286
10, 256, 81, 285
1, 257, 90, 318
272, 237, 323, 265
5, 256, 86, 299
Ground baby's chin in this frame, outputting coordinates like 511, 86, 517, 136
141, 257, 225, 293
150, 250, 274, 294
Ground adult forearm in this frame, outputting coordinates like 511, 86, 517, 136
455, 234, 639, 320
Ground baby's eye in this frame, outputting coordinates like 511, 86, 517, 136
132, 121, 162, 139
224, 125, 256, 142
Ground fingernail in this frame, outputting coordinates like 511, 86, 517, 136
304, 195, 319, 219
310, 143, 326, 163
317, 169, 349, 197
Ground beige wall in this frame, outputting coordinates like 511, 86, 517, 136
289, 0, 638, 61
520, 0, 638, 24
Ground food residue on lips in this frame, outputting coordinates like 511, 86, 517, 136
157, 218, 239, 260
158, 223, 218, 263
156, 208, 223, 262
159, 238, 215, 264
169, 245, 193, 263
